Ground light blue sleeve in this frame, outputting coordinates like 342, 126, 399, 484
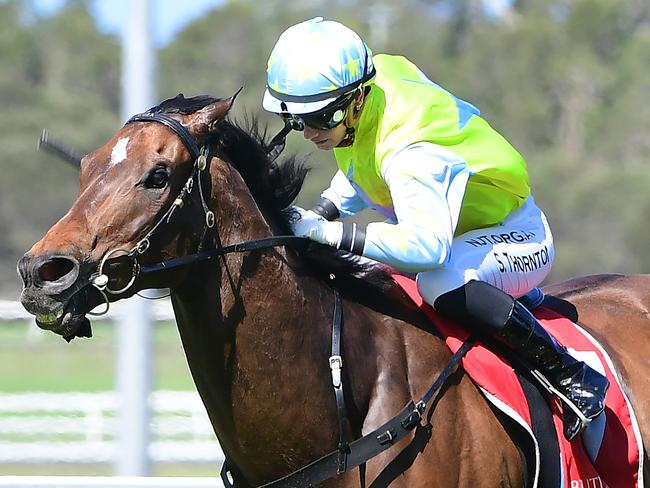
321, 170, 368, 218
361, 143, 471, 273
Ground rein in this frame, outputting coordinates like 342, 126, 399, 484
88, 111, 476, 487
138, 236, 308, 275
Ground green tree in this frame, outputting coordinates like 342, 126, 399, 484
0, 0, 120, 297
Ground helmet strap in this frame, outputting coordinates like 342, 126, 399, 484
337, 126, 356, 148
336, 87, 369, 148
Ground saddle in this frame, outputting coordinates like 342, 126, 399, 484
393, 274, 644, 488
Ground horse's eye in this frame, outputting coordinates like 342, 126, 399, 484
145, 166, 169, 189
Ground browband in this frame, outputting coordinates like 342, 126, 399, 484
127, 113, 201, 161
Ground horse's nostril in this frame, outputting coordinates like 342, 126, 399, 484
38, 257, 76, 283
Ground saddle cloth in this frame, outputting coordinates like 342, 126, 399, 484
392, 274, 644, 488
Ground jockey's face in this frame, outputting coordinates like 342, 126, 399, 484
302, 122, 347, 151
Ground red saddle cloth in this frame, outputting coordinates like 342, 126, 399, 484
392, 274, 643, 488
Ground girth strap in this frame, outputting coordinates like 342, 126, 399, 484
258, 401, 422, 488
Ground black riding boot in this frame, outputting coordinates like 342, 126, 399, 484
434, 280, 609, 441
500, 300, 609, 440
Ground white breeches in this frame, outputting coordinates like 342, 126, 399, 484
416, 196, 554, 305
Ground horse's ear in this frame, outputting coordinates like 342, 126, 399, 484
186, 88, 243, 137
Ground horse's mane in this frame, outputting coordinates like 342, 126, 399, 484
149, 94, 404, 303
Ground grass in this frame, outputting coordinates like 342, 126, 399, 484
0, 318, 218, 476
0, 319, 196, 392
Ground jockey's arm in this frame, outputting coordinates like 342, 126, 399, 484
361, 143, 470, 273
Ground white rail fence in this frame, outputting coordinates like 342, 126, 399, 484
0, 299, 175, 323
0, 477, 223, 487
0, 391, 223, 464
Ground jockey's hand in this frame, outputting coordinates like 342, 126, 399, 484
289, 206, 326, 235
289, 206, 343, 248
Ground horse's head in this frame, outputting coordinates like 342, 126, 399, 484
17, 94, 236, 340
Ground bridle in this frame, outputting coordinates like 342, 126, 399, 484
87, 111, 211, 312
88, 111, 306, 315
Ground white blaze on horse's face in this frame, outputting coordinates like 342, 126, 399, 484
109, 137, 129, 167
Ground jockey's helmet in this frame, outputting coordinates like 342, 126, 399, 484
262, 17, 376, 119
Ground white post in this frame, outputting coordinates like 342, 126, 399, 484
117, 0, 156, 476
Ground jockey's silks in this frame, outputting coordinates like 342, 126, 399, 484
333, 54, 530, 236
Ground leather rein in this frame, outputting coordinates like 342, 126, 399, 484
87, 112, 474, 487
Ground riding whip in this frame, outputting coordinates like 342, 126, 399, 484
37, 129, 84, 168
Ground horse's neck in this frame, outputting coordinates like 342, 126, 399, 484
173, 156, 320, 373
171, 165, 341, 478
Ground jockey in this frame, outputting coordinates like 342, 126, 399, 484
262, 17, 608, 441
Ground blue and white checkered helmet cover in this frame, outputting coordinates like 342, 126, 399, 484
263, 17, 375, 115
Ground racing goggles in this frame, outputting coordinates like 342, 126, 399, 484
282, 92, 355, 131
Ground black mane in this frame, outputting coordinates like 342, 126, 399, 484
214, 118, 308, 230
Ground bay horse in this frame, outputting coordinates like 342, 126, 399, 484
17, 94, 650, 487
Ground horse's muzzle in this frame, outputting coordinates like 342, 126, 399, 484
18, 253, 80, 294
17, 253, 90, 337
